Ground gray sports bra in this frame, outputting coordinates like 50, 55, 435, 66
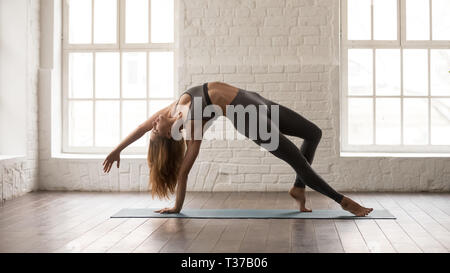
174, 82, 217, 121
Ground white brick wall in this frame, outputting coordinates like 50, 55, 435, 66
0, 0, 40, 202
37, 0, 450, 194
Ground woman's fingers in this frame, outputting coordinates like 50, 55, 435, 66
102, 156, 110, 167
102, 154, 120, 173
155, 208, 168, 214
106, 161, 112, 173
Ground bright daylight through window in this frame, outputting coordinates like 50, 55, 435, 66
341, 0, 450, 153
63, 0, 176, 154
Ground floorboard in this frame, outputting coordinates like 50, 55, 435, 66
0, 191, 448, 253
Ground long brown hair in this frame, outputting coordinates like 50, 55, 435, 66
147, 135, 186, 199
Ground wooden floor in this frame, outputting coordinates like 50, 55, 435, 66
0, 191, 449, 253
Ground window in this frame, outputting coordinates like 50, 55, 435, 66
62, 0, 177, 154
341, 0, 450, 153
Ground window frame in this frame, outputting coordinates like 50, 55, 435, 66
62, 0, 179, 154
340, 0, 450, 154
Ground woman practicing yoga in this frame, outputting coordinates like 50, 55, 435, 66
103, 81, 373, 216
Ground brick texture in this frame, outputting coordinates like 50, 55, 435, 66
36, 0, 450, 194
0, 0, 40, 202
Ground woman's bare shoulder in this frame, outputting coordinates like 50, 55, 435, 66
177, 92, 192, 106
209, 81, 238, 90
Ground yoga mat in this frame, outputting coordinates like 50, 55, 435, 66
111, 208, 395, 219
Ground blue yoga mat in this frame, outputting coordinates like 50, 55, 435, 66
111, 208, 395, 219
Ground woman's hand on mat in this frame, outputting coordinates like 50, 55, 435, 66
155, 207, 181, 214
103, 150, 121, 173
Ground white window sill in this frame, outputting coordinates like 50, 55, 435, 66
51, 153, 146, 160
340, 152, 450, 158
0, 155, 26, 162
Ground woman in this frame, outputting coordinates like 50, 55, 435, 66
103, 82, 373, 216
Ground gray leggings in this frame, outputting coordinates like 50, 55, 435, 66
228, 89, 344, 203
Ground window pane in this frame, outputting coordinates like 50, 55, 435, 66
406, 0, 429, 40
122, 101, 147, 147
125, 0, 149, 43
376, 98, 401, 145
348, 49, 373, 96
403, 49, 428, 96
347, 0, 371, 40
430, 50, 450, 96
151, 0, 174, 43
376, 49, 400, 95
373, 0, 397, 40
149, 100, 173, 117
431, 99, 450, 145
93, 0, 117, 44
432, 0, 450, 40
69, 53, 93, 98
403, 98, 428, 145
149, 52, 174, 98
68, 0, 92, 44
122, 52, 147, 98
69, 101, 93, 146
95, 52, 119, 98
348, 98, 373, 145
95, 101, 120, 146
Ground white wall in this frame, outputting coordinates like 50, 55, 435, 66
38, 0, 450, 193
0, 0, 27, 155
0, 0, 40, 201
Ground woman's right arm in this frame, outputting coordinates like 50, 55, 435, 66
155, 138, 202, 213
173, 139, 202, 210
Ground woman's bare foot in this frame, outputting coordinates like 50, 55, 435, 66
289, 187, 312, 212
340, 196, 373, 216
